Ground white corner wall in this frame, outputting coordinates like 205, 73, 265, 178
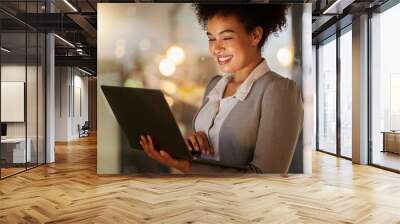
55, 67, 89, 141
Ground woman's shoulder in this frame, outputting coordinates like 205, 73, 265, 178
255, 71, 303, 108
258, 71, 300, 93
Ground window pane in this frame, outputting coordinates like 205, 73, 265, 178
371, 3, 400, 171
318, 37, 337, 154
340, 29, 352, 158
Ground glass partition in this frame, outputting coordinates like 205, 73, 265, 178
1, 31, 28, 178
0, 1, 46, 179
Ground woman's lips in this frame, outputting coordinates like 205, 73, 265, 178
217, 55, 233, 65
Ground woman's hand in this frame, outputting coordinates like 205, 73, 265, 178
185, 131, 214, 156
139, 135, 191, 174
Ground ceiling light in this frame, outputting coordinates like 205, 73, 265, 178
54, 34, 75, 48
63, 0, 78, 12
322, 0, 354, 15
1, 47, 11, 53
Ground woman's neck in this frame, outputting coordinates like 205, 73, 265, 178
231, 55, 264, 83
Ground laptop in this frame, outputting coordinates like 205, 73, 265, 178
101, 85, 247, 170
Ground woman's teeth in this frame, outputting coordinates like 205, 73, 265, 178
218, 56, 233, 64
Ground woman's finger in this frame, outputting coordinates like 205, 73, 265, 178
140, 136, 189, 172
159, 150, 178, 167
147, 136, 172, 162
196, 131, 212, 155
140, 138, 153, 159
139, 136, 147, 150
140, 135, 148, 146
145, 135, 160, 158
194, 133, 208, 155
188, 134, 200, 151
141, 135, 158, 159
146, 135, 154, 149
184, 138, 192, 151
200, 132, 214, 155
140, 136, 149, 150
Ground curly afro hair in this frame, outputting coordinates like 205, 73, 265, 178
192, 4, 288, 50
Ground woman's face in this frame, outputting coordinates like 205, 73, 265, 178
207, 15, 261, 74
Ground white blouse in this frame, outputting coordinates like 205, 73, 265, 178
194, 59, 270, 161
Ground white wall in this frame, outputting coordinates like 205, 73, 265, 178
55, 67, 89, 141
1, 65, 37, 138
1, 64, 46, 164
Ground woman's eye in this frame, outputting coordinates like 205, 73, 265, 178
207, 38, 231, 42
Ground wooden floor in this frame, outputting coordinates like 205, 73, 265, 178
1, 135, 400, 223
1, 167, 26, 178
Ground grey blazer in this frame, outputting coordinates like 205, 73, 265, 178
188, 71, 304, 175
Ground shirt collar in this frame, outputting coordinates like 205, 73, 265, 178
207, 58, 270, 101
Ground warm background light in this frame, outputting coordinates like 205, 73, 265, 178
276, 47, 293, 67
166, 45, 185, 65
159, 58, 176, 76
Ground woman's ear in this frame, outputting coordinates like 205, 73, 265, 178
251, 26, 263, 47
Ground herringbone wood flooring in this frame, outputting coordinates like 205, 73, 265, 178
1, 134, 400, 223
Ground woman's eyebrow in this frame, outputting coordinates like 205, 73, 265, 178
207, 29, 235, 36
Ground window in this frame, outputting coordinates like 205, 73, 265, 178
316, 26, 353, 159
339, 29, 352, 158
317, 37, 337, 154
370, 3, 400, 171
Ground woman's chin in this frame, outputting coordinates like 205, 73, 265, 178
218, 65, 235, 74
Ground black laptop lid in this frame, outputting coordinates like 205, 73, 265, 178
101, 85, 192, 161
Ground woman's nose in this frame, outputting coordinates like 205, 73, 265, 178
212, 40, 225, 55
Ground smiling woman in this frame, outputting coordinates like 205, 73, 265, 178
138, 4, 304, 175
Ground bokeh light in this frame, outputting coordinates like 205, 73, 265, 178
159, 58, 176, 77
166, 45, 185, 65
276, 47, 293, 67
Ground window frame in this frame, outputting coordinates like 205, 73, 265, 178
315, 24, 353, 161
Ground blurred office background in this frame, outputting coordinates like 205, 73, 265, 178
97, 3, 312, 174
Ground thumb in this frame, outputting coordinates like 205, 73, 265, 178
160, 150, 170, 158
160, 150, 178, 166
